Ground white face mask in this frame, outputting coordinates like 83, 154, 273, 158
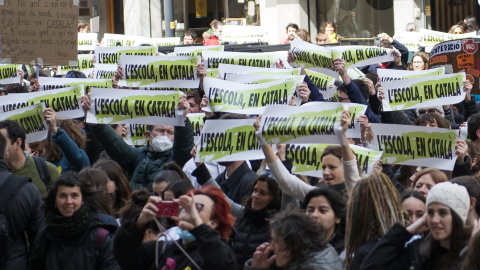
151, 135, 173, 152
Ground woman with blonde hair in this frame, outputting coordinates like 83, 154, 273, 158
412, 168, 448, 196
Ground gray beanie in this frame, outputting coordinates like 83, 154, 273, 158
426, 182, 470, 224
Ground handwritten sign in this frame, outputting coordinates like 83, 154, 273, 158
0, 0, 78, 65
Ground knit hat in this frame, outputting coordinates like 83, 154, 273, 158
426, 182, 470, 224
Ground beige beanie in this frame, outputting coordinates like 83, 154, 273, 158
426, 182, 470, 224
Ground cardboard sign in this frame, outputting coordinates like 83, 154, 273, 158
0, 0, 78, 66
429, 38, 480, 95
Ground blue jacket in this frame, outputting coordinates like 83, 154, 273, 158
51, 127, 90, 173
344, 81, 381, 123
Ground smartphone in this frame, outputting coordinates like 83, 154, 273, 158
154, 201, 180, 217
374, 37, 381, 47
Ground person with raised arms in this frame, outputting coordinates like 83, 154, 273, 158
81, 93, 194, 192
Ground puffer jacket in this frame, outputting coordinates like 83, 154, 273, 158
91, 120, 193, 191
233, 207, 271, 270
244, 244, 344, 270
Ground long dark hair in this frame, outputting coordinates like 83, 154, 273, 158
93, 159, 132, 216
420, 210, 470, 270
242, 174, 281, 212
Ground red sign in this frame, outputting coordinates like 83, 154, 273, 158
463, 39, 478, 54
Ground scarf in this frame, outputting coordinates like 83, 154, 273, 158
46, 204, 93, 238
29, 204, 93, 269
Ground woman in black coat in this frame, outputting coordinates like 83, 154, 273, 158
29, 172, 119, 270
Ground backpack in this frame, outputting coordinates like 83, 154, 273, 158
0, 173, 29, 269
32, 156, 51, 192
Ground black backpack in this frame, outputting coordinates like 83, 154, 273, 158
32, 156, 51, 191
0, 172, 29, 269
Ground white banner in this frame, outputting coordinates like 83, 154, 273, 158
86, 88, 185, 126
203, 77, 299, 115
368, 123, 458, 170
195, 119, 264, 162
381, 72, 466, 111
0, 103, 48, 143
0, 85, 85, 119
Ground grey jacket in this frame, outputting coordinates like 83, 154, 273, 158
244, 244, 344, 270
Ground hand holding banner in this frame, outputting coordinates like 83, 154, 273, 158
368, 123, 458, 170
256, 102, 367, 145
285, 143, 382, 177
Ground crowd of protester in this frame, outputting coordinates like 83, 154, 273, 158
3, 16, 480, 270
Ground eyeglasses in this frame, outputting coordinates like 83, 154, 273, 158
180, 203, 204, 213
418, 108, 439, 114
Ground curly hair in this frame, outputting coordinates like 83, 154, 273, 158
269, 210, 328, 264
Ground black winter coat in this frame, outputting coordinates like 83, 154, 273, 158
114, 218, 237, 270
0, 161, 45, 270
30, 220, 119, 270
233, 207, 271, 270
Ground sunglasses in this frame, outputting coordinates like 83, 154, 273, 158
418, 108, 439, 114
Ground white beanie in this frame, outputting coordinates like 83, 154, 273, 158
426, 182, 470, 224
